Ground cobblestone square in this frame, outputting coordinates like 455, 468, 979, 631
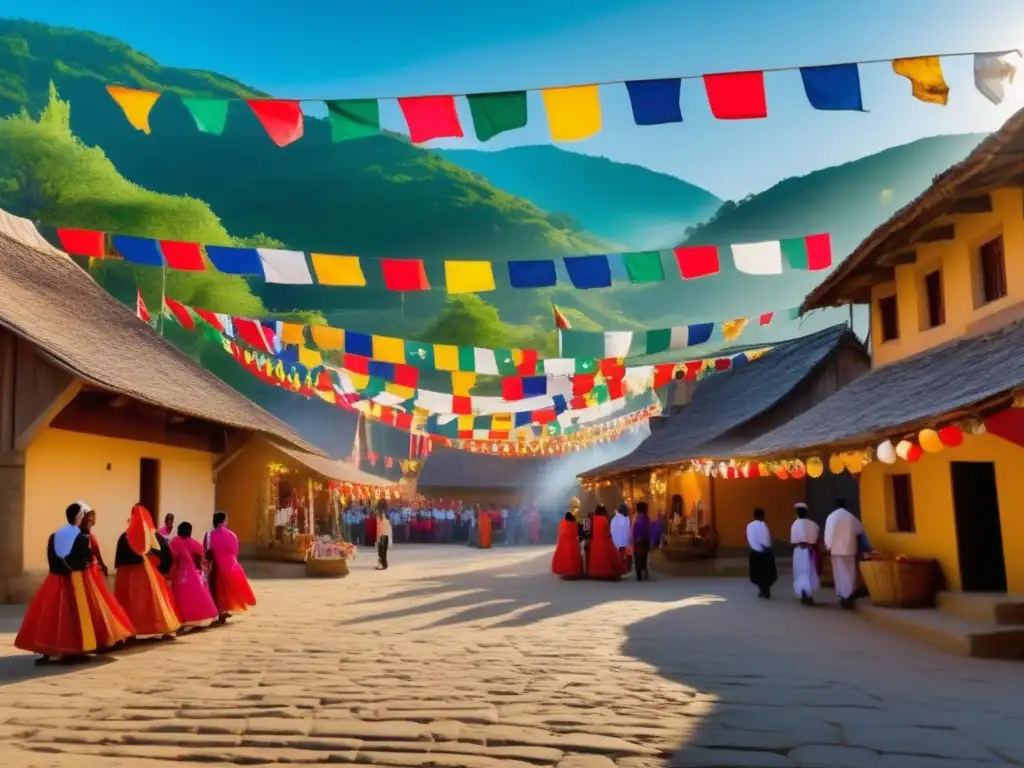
1, 546, 1022, 767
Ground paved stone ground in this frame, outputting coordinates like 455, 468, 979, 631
1, 545, 1023, 768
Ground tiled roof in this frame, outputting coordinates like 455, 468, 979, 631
579, 324, 860, 478
418, 447, 557, 489
272, 443, 393, 486
0, 210, 321, 455
738, 317, 1024, 457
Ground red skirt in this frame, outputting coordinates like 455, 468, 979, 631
114, 560, 181, 637
213, 561, 257, 616
551, 522, 583, 580
15, 572, 96, 657
83, 566, 136, 647
586, 534, 627, 581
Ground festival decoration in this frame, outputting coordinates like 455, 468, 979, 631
805, 456, 824, 478
54, 227, 834, 290
876, 440, 897, 464
918, 428, 944, 453
938, 424, 964, 447
104, 51, 1020, 145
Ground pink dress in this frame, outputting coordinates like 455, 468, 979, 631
207, 525, 256, 615
169, 537, 218, 628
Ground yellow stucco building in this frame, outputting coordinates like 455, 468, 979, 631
0, 209, 322, 603
739, 107, 1024, 596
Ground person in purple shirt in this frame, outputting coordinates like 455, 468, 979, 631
632, 502, 651, 581
648, 512, 664, 550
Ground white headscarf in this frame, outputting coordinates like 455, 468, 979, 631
54, 500, 90, 558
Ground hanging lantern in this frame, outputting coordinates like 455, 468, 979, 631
961, 416, 986, 436
938, 424, 964, 447
775, 465, 789, 480
895, 440, 913, 461
918, 428, 943, 453
828, 454, 845, 474
906, 443, 924, 462
876, 440, 897, 464
791, 460, 806, 480
844, 451, 864, 474
806, 456, 824, 478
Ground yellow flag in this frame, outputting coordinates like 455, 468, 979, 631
458, 415, 475, 432
541, 85, 602, 141
311, 253, 366, 286
385, 382, 416, 400
298, 345, 323, 368
106, 85, 161, 134
433, 344, 460, 371
310, 325, 344, 350
280, 322, 305, 345
892, 57, 949, 105
721, 318, 749, 342
347, 371, 370, 390
372, 335, 406, 364
491, 413, 513, 431
451, 371, 476, 396
444, 260, 496, 293
314, 389, 336, 404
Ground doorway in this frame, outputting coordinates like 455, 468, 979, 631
950, 461, 1007, 592
139, 458, 161, 522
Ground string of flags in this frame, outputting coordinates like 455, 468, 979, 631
104, 51, 1020, 146
57, 227, 833, 290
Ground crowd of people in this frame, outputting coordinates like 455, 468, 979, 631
342, 502, 551, 548
551, 502, 660, 581
747, 497, 870, 608
15, 502, 256, 664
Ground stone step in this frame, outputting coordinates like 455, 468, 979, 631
936, 591, 1024, 626
857, 602, 1024, 659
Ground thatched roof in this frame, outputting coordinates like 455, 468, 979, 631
0, 210, 321, 455
273, 443, 393, 486
418, 447, 556, 489
736, 317, 1024, 457
579, 325, 861, 478
802, 107, 1024, 311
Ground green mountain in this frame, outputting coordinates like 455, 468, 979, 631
439, 146, 722, 250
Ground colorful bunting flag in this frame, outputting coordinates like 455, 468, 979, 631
541, 85, 602, 141
703, 71, 767, 119
57, 228, 105, 258
163, 297, 195, 330
673, 245, 720, 279
136, 289, 151, 324
622, 251, 665, 283
106, 86, 161, 134
892, 57, 949, 105
444, 260, 496, 294
799, 64, 863, 111
720, 318, 749, 342
467, 91, 528, 141
564, 254, 612, 289
781, 233, 832, 271
247, 100, 305, 146
625, 79, 683, 125
380, 259, 429, 291
160, 240, 205, 271
326, 99, 381, 142
372, 335, 407, 365
397, 96, 464, 143
113, 234, 164, 267
974, 52, 1020, 105
256, 248, 313, 284
310, 253, 366, 286
508, 260, 557, 288
643, 322, 714, 354
311, 325, 344, 350
552, 305, 571, 331
205, 245, 264, 276
181, 98, 229, 135
731, 240, 783, 275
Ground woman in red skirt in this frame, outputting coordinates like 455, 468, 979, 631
114, 505, 181, 639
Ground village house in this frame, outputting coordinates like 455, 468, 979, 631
578, 325, 869, 561
0, 209, 340, 603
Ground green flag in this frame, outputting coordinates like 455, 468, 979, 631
404, 340, 435, 369
326, 99, 380, 142
622, 251, 665, 283
467, 91, 528, 142
182, 98, 229, 135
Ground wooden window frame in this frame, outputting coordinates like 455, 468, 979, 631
976, 234, 1008, 306
922, 268, 945, 329
888, 473, 916, 533
877, 293, 899, 343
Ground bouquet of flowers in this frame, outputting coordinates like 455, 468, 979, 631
307, 537, 357, 561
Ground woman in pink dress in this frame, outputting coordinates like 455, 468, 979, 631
205, 511, 256, 619
169, 522, 218, 629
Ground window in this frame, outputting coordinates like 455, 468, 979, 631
923, 269, 945, 328
878, 294, 899, 342
890, 474, 915, 533
139, 458, 160, 519
978, 236, 1007, 304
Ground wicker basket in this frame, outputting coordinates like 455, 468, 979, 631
305, 558, 349, 578
858, 555, 937, 608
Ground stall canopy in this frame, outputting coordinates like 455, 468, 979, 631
273, 442, 393, 486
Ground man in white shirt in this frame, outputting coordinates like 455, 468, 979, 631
389, 508, 403, 544
746, 508, 777, 599
375, 501, 393, 570
824, 497, 864, 609
790, 503, 821, 606
610, 506, 631, 563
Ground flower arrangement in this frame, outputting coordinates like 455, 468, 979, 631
307, 537, 357, 561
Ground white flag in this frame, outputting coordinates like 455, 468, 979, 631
603, 331, 633, 358
974, 52, 1020, 105
731, 240, 784, 275
257, 248, 314, 284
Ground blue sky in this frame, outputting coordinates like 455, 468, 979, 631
5, 0, 1024, 198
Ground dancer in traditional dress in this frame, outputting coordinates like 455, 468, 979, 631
790, 503, 821, 605
206, 511, 257, 619
114, 504, 182, 638
168, 522, 219, 629
551, 512, 584, 579
476, 505, 493, 549
80, 509, 136, 648
824, 498, 863, 610
16, 502, 98, 663
747, 508, 777, 599
585, 506, 626, 580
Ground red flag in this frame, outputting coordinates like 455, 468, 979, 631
501, 377, 525, 401
58, 228, 105, 258
703, 71, 768, 119
673, 245, 720, 279
381, 259, 430, 291
233, 317, 274, 352
136, 289, 151, 323
552, 304, 571, 330
759, 312, 774, 326
163, 297, 195, 330
160, 240, 206, 271
193, 307, 224, 332
397, 95, 464, 143
247, 99, 304, 147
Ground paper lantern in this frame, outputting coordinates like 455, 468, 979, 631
906, 443, 924, 462
757, 463, 770, 477
828, 454, 845, 474
938, 424, 964, 447
806, 456, 824, 478
775, 466, 789, 480
791, 462, 806, 479
919, 428, 943, 453
876, 440, 897, 464
895, 440, 913, 461
962, 417, 986, 436
844, 452, 864, 474
726, 465, 738, 480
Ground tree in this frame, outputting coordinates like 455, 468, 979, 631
418, 294, 509, 348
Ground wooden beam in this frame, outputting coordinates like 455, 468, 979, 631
914, 223, 955, 244
15, 380, 82, 451
879, 250, 916, 267
947, 194, 993, 214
